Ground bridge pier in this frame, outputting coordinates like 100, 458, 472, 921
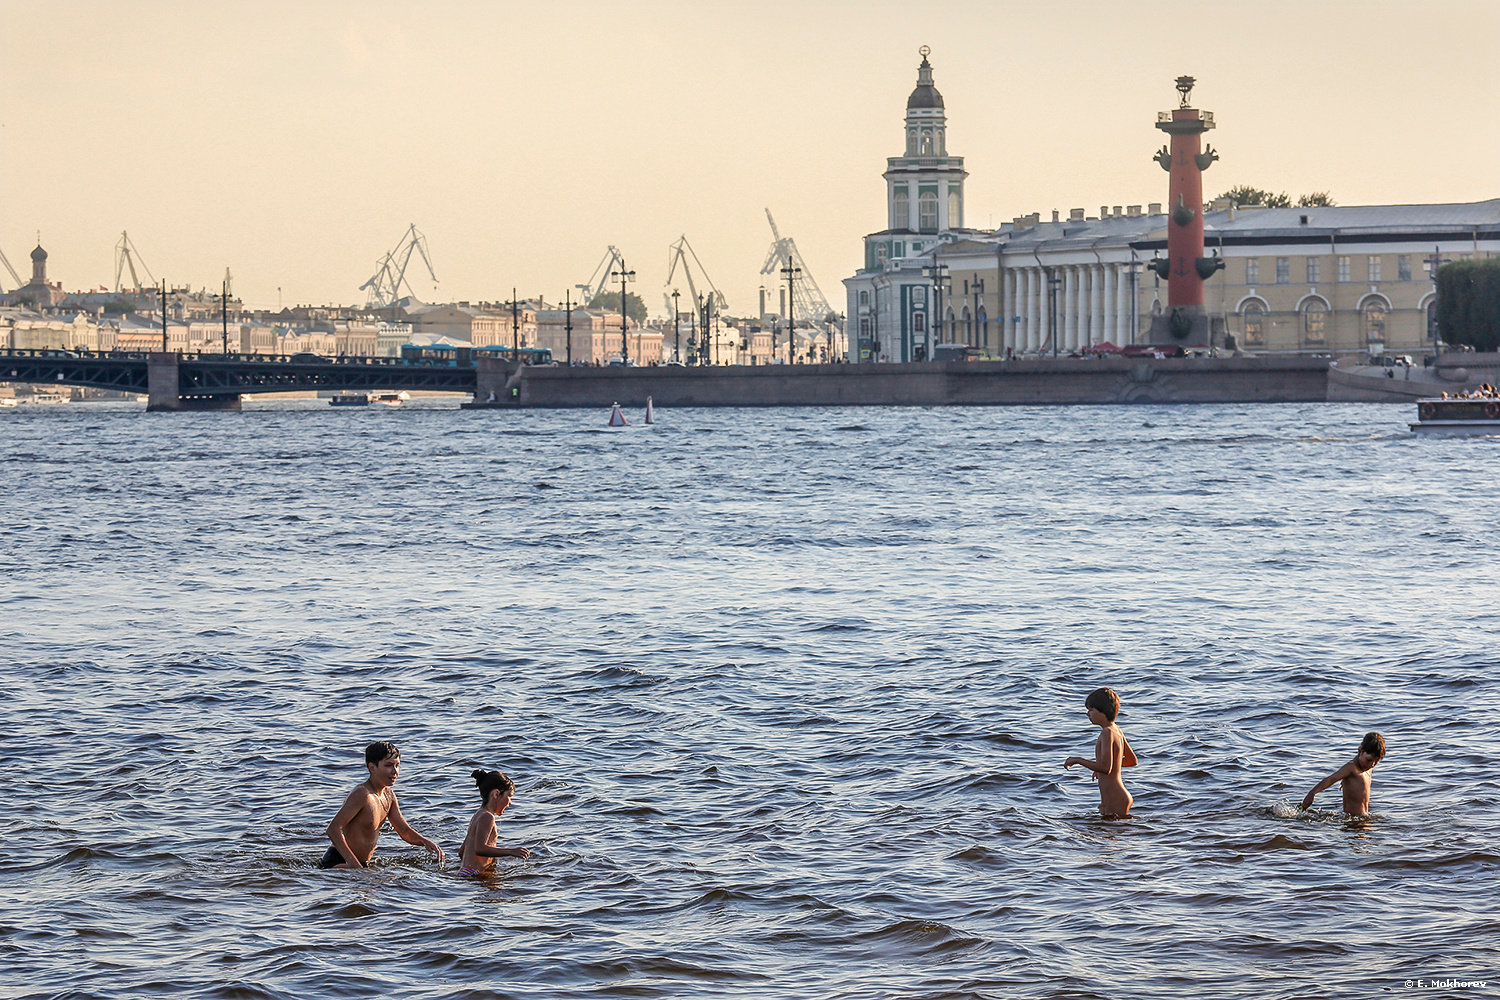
460, 355, 523, 409
146, 352, 241, 411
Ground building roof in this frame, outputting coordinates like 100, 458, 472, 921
907, 55, 943, 110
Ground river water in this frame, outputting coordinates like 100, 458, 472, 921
2, 399, 1496, 999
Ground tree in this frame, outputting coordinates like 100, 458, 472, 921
1296, 191, 1336, 207
1436, 258, 1500, 352
588, 291, 648, 324
1216, 185, 1290, 209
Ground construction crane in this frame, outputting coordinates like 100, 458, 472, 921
759, 209, 832, 326
662, 236, 727, 319
359, 224, 438, 309
113, 231, 157, 292
0, 245, 21, 292
578, 246, 627, 305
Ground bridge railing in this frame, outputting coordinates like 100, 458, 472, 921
0, 348, 464, 368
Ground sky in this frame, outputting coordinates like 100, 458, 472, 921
2, 1, 1497, 316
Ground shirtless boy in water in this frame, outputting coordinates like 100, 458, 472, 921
318, 741, 445, 869
458, 769, 531, 877
1063, 687, 1138, 818
1300, 732, 1385, 816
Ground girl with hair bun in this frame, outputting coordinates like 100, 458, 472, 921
458, 769, 531, 877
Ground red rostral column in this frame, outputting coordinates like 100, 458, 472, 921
1149, 76, 1220, 344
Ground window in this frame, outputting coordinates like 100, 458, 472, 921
1398, 255, 1412, 281
1363, 300, 1387, 343
892, 189, 909, 230
1276, 257, 1290, 283
920, 131, 933, 155
1337, 256, 1350, 283
859, 290, 869, 306
948, 190, 961, 229
913, 312, 926, 333
907, 129, 918, 156
918, 193, 939, 232
1368, 256, 1383, 282
860, 318, 871, 337
1245, 258, 1259, 285
1241, 301, 1266, 346
1302, 300, 1327, 344
1306, 258, 1320, 284
1427, 301, 1439, 343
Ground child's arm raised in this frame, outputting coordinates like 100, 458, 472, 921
387, 794, 446, 862
1300, 760, 1355, 810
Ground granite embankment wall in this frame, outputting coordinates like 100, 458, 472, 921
471, 354, 1332, 408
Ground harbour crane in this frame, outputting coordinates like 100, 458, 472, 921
759, 209, 832, 326
359, 224, 438, 309
0, 245, 21, 291
112, 231, 157, 293
578, 246, 627, 305
662, 235, 727, 319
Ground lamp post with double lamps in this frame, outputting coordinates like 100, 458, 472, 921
610, 259, 636, 364
781, 255, 801, 363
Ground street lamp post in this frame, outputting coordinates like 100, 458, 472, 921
221, 278, 229, 354
610, 259, 635, 364
510, 287, 520, 356
564, 288, 573, 366
971, 277, 985, 352
923, 261, 950, 360
1425, 245, 1451, 355
781, 254, 800, 363
160, 281, 168, 352
671, 288, 681, 363
1047, 270, 1061, 357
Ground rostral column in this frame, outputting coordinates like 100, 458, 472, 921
1149, 76, 1222, 345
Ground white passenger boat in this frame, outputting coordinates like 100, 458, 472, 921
369, 391, 410, 407
1411, 394, 1500, 436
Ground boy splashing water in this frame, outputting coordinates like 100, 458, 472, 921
318, 741, 445, 869
1301, 732, 1386, 816
459, 769, 531, 877
1063, 687, 1138, 818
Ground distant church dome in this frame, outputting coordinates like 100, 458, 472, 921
31, 244, 47, 262
907, 51, 944, 110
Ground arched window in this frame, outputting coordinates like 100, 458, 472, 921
961, 306, 972, 345
859, 290, 869, 306
918, 193, 938, 233
977, 306, 988, 349
1241, 301, 1266, 346
945, 308, 956, 344
948, 190, 961, 229
907, 129, 918, 156
1426, 300, 1439, 343
1302, 300, 1328, 345
1362, 300, 1387, 343
892, 189, 909, 230
920, 131, 933, 155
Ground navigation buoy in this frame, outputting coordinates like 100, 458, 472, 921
608, 402, 628, 426
644, 396, 655, 424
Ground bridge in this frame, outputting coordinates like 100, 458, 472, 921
1, 348, 483, 410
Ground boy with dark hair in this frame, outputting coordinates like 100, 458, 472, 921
1301, 732, 1386, 816
1064, 687, 1138, 818
318, 741, 445, 869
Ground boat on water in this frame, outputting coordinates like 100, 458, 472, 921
329, 393, 369, 407
0, 391, 68, 406
1411, 390, 1500, 436
369, 390, 410, 407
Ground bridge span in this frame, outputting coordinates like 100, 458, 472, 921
1, 349, 483, 410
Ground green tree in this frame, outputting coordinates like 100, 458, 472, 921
1436, 258, 1500, 352
1296, 191, 1336, 207
1216, 185, 1290, 208
588, 291, 648, 324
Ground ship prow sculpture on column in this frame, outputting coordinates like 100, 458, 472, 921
1147, 76, 1223, 347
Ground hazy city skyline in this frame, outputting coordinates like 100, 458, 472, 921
3, 1, 1496, 316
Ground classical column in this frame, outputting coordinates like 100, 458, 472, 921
1115, 262, 1131, 343
1089, 265, 1104, 346
1103, 265, 1117, 346
1063, 266, 1076, 351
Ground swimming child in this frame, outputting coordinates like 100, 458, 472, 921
318, 741, 446, 869
458, 769, 531, 877
1300, 731, 1385, 816
1063, 687, 1138, 818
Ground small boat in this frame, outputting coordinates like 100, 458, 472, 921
369, 391, 410, 407
329, 393, 369, 407
1411, 395, 1500, 436
608, 402, 628, 426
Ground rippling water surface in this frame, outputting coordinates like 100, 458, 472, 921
3, 399, 1497, 999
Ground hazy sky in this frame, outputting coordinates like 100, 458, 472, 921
3, 1, 1497, 315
